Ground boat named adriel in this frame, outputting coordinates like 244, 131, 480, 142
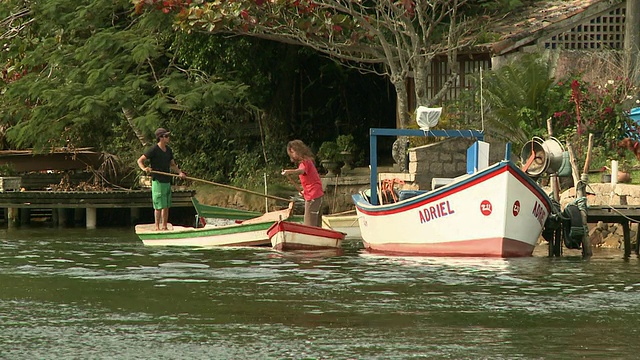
353, 127, 556, 258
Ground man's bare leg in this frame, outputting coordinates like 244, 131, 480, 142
154, 209, 161, 231
161, 208, 170, 230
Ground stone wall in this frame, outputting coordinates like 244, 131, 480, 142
320, 172, 370, 214
407, 138, 509, 190
560, 183, 640, 207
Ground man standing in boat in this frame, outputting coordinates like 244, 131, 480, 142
281, 140, 324, 227
137, 127, 186, 231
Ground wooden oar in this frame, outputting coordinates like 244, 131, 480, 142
150, 170, 290, 203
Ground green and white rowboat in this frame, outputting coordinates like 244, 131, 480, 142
135, 204, 293, 248
191, 197, 262, 220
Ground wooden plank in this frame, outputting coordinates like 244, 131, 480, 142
587, 205, 640, 222
0, 189, 195, 208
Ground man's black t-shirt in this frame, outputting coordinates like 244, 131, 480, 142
144, 144, 174, 183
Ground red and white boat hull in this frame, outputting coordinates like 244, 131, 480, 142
268, 221, 345, 251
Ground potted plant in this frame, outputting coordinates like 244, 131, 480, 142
336, 134, 356, 153
336, 134, 356, 172
317, 141, 340, 176
617, 158, 632, 183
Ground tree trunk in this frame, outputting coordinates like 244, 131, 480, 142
625, 0, 640, 87
413, 64, 429, 110
122, 107, 148, 148
392, 78, 410, 129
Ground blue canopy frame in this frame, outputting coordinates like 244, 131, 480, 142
368, 128, 484, 205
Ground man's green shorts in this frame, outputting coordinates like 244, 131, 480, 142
151, 180, 172, 210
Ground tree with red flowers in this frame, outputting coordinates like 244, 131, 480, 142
134, 0, 473, 129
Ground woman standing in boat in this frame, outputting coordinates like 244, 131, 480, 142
281, 140, 324, 227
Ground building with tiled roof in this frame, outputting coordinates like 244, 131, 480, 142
425, 0, 629, 101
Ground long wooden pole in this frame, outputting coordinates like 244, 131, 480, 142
566, 133, 593, 258
284, 174, 303, 193
150, 170, 291, 203
546, 117, 560, 202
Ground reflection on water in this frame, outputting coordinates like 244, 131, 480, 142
1, 228, 640, 359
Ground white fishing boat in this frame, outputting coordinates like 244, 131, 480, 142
352, 126, 558, 257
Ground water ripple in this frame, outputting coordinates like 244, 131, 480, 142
2, 229, 640, 358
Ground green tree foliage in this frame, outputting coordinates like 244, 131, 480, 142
133, 0, 535, 129
0, 0, 247, 167
0, 0, 395, 190
478, 54, 556, 147
454, 53, 637, 166
133, 0, 477, 129
171, 33, 394, 182
548, 76, 637, 158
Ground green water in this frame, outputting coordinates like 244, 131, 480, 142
1, 228, 640, 359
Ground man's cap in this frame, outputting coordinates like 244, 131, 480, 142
155, 128, 170, 138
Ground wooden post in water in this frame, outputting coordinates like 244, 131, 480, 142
546, 118, 563, 257
86, 207, 97, 229
7, 207, 18, 228
567, 133, 593, 258
57, 208, 67, 227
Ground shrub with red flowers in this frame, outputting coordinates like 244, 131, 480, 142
547, 75, 637, 159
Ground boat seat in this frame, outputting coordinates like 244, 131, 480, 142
431, 177, 455, 190
398, 190, 427, 201
360, 189, 371, 203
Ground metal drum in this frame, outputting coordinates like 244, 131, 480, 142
520, 137, 547, 176
543, 137, 565, 174
520, 137, 565, 176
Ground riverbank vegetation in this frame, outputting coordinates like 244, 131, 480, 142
1, 0, 639, 197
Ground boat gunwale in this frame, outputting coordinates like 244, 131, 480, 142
353, 161, 552, 215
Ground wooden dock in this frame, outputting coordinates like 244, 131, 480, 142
0, 189, 195, 228
587, 205, 640, 257
0, 189, 195, 208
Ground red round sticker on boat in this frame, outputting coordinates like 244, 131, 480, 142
513, 200, 521, 216
480, 200, 492, 216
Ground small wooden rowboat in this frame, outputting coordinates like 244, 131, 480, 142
322, 213, 360, 238
267, 221, 345, 251
135, 204, 293, 248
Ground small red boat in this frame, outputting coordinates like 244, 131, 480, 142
267, 221, 345, 251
